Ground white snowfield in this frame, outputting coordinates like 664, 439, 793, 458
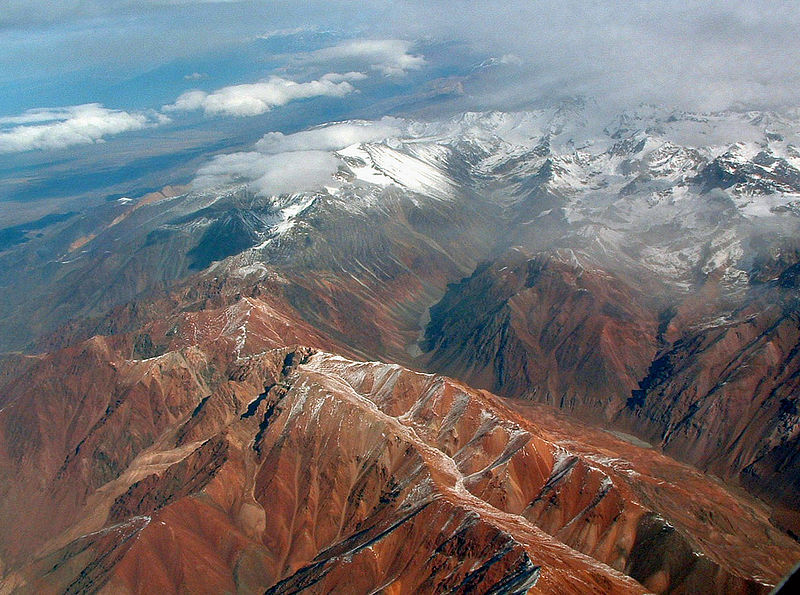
202, 105, 800, 287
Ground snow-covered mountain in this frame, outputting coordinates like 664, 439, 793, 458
199, 105, 800, 294
3, 104, 800, 355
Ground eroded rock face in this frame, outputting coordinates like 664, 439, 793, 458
619, 290, 800, 512
423, 249, 660, 422
1, 340, 796, 593
422, 245, 800, 523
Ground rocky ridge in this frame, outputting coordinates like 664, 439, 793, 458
1, 332, 796, 593
2, 105, 800, 592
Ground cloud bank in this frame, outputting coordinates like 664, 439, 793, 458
387, 1, 800, 112
194, 150, 340, 196
255, 119, 403, 153
0, 103, 162, 153
163, 73, 363, 117
194, 119, 403, 196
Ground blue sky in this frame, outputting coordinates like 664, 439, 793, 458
1, 1, 799, 210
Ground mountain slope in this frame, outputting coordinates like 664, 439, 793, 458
3, 105, 800, 592
422, 244, 800, 520
1, 323, 797, 592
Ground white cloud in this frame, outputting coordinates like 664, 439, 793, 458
164, 89, 208, 112
183, 71, 207, 80
193, 118, 406, 196
163, 74, 360, 117
0, 108, 83, 126
255, 118, 403, 153
306, 39, 426, 76
390, 1, 800, 112
0, 103, 161, 153
193, 150, 340, 196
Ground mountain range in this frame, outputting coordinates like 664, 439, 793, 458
2, 103, 800, 593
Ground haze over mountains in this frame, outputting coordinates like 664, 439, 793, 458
3, 2, 800, 593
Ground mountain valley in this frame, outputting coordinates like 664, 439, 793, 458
2, 105, 800, 593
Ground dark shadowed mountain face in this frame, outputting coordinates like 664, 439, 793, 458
2, 106, 800, 593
